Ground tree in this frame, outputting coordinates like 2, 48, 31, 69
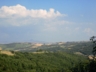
0, 47, 2, 53
90, 36, 96, 60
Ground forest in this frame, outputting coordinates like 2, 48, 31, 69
0, 51, 87, 72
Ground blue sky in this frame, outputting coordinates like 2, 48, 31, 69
0, 0, 96, 43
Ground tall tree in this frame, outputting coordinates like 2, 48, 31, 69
90, 36, 96, 60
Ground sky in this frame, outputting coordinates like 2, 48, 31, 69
0, 0, 96, 43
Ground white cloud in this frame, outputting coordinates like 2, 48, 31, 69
0, 4, 66, 18
42, 19, 72, 32
84, 28, 96, 36
0, 4, 68, 26
75, 27, 80, 31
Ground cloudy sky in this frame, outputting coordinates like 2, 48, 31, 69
0, 0, 96, 43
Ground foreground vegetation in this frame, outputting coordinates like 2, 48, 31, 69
0, 51, 87, 72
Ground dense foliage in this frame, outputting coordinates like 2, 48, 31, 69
72, 36, 96, 72
72, 60, 96, 72
90, 36, 96, 60
0, 51, 86, 72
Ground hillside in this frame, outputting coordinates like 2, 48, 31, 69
0, 50, 14, 56
0, 41, 93, 55
0, 41, 95, 72
0, 51, 87, 72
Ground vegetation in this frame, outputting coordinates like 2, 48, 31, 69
0, 36, 96, 72
72, 36, 96, 72
90, 36, 96, 60
0, 41, 93, 55
0, 51, 86, 72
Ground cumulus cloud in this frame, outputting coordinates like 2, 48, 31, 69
0, 4, 66, 18
0, 4, 68, 26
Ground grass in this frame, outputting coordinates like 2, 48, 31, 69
0, 50, 14, 56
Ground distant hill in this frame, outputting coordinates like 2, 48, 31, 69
0, 41, 93, 55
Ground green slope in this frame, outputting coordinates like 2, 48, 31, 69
0, 41, 93, 55
0, 51, 87, 72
